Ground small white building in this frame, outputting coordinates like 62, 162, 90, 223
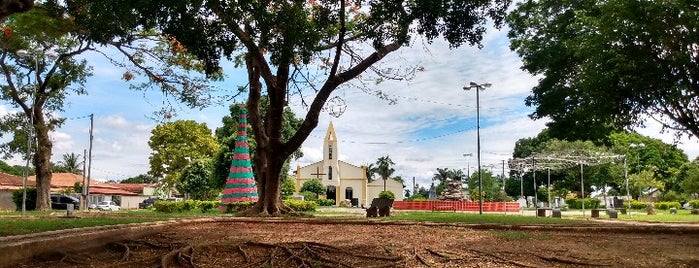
296, 122, 404, 206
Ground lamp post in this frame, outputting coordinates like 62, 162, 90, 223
17, 49, 57, 216
464, 81, 491, 215
463, 153, 472, 180
629, 143, 645, 198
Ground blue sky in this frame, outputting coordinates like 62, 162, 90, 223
2, 24, 697, 189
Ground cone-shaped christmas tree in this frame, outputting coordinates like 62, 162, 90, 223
220, 107, 258, 210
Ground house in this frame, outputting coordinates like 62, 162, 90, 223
28, 173, 156, 209
0, 172, 33, 210
296, 122, 404, 207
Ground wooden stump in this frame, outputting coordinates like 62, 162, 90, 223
366, 207, 378, 217
378, 207, 391, 217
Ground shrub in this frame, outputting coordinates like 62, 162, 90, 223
379, 191, 395, 199
300, 191, 318, 202
182, 199, 200, 211
12, 188, 37, 211
153, 200, 181, 212
688, 200, 699, 209
300, 179, 324, 196
199, 201, 218, 213
564, 197, 600, 209
627, 200, 647, 209
315, 199, 335, 206
654, 201, 681, 210
284, 199, 317, 212
223, 201, 256, 213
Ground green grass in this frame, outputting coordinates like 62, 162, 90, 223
490, 230, 552, 240
387, 211, 580, 224
0, 217, 160, 236
617, 209, 699, 222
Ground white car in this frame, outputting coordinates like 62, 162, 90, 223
95, 201, 120, 211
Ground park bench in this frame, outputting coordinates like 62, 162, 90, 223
591, 208, 620, 218
432, 205, 456, 212
366, 198, 394, 217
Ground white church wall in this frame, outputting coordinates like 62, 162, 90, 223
367, 179, 404, 201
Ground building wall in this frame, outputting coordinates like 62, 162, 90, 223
0, 191, 15, 210
121, 196, 148, 209
367, 179, 404, 202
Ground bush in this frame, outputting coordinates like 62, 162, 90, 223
12, 188, 37, 211
688, 200, 699, 209
182, 199, 200, 211
199, 201, 218, 213
300, 191, 318, 202
315, 199, 335, 206
565, 197, 600, 209
379, 191, 395, 199
300, 179, 324, 196
153, 200, 181, 212
627, 200, 647, 209
284, 199, 317, 212
223, 201, 256, 213
654, 201, 681, 210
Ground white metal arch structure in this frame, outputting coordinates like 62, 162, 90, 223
508, 151, 628, 218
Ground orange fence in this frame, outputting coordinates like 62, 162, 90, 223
393, 201, 520, 212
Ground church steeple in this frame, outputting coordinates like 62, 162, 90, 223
324, 121, 337, 161
323, 122, 339, 183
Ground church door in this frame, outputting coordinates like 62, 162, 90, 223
325, 186, 336, 202
345, 187, 353, 200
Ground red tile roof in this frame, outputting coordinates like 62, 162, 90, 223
0, 172, 32, 190
23, 173, 141, 196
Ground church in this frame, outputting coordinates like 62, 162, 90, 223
295, 122, 404, 206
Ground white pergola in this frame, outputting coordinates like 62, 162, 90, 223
508, 151, 631, 218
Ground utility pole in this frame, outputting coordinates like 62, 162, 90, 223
86, 114, 94, 207
81, 149, 87, 210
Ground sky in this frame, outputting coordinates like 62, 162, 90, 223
2, 24, 697, 190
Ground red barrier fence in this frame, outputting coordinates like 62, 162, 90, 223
393, 201, 520, 212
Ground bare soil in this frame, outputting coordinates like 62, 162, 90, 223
18, 220, 699, 267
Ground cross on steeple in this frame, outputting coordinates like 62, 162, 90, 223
310, 166, 326, 180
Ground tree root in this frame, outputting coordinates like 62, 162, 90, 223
534, 254, 612, 266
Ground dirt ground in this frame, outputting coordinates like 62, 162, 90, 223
17, 220, 699, 268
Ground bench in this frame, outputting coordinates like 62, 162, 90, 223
591, 208, 621, 218
366, 198, 394, 217
432, 205, 456, 212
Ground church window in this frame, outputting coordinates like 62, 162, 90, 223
328, 166, 333, 180
328, 146, 333, 159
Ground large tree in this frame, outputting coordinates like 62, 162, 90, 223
148, 120, 219, 191
507, 0, 699, 141
0, 9, 92, 210
0, 0, 33, 21
66, 0, 511, 215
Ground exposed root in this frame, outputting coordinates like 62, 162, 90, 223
535, 254, 612, 266
414, 248, 432, 267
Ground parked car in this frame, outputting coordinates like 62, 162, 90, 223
50, 194, 80, 210
138, 198, 158, 209
95, 200, 120, 211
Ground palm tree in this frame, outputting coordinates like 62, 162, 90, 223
375, 155, 395, 192
58, 153, 83, 175
365, 163, 377, 183
433, 168, 451, 183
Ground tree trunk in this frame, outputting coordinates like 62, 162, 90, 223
33, 114, 53, 211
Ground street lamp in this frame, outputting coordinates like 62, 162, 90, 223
16, 49, 57, 215
463, 81, 491, 215
463, 153, 472, 181
629, 143, 645, 198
